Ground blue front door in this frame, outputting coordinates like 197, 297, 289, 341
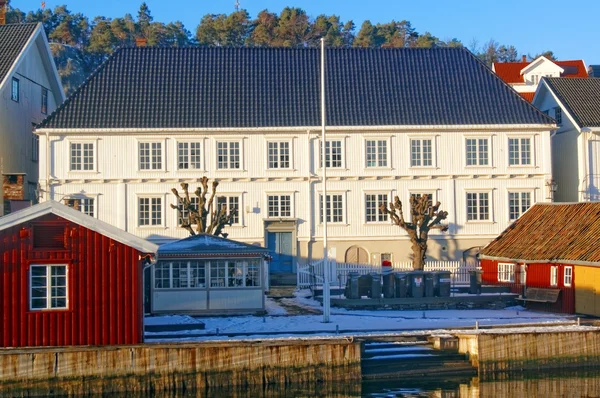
267, 232, 293, 273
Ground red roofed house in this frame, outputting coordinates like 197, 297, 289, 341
493, 56, 588, 102
479, 202, 600, 316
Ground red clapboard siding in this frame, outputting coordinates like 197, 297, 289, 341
0, 214, 144, 347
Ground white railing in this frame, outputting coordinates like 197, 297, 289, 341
297, 260, 478, 288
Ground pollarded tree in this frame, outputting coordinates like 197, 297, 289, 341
380, 194, 448, 270
170, 177, 237, 238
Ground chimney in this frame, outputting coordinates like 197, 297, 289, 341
0, 0, 7, 25
522, 55, 527, 62
135, 37, 147, 48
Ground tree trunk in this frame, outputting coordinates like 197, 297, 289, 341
412, 240, 427, 270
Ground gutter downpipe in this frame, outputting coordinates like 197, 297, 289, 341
321, 38, 330, 323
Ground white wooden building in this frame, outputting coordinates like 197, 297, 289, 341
35, 47, 556, 277
0, 23, 64, 215
533, 77, 600, 202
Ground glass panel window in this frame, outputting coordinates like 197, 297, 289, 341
246, 260, 260, 287
466, 138, 489, 166
216, 141, 241, 169
65, 198, 95, 217
550, 266, 558, 286
554, 107, 562, 126
267, 194, 292, 218
466, 192, 490, 221
70, 142, 94, 171
320, 194, 344, 223
564, 266, 572, 287
268, 141, 290, 169
320, 140, 343, 168
30, 265, 67, 310
508, 192, 532, 221
11, 78, 19, 102
365, 193, 388, 222
139, 197, 162, 226
154, 263, 171, 288
210, 261, 227, 287
189, 261, 206, 288
410, 139, 432, 167
411, 193, 434, 208
498, 263, 515, 283
178, 142, 202, 170
216, 196, 240, 224
41, 87, 48, 114
32, 134, 39, 162
366, 140, 388, 167
154, 261, 206, 289
139, 142, 162, 170
177, 196, 199, 225
509, 138, 532, 166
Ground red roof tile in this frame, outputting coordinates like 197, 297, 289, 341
493, 60, 588, 84
519, 92, 535, 102
480, 203, 600, 264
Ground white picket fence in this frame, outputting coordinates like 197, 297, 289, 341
297, 260, 478, 288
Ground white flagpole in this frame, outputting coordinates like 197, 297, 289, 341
321, 38, 330, 323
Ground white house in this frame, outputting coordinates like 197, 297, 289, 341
0, 23, 65, 215
533, 77, 600, 202
493, 56, 588, 102
35, 47, 555, 281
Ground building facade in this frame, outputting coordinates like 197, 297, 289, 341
36, 47, 555, 273
0, 23, 64, 215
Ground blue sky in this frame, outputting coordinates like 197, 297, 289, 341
12, 0, 600, 64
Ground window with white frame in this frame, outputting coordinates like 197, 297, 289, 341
139, 142, 163, 170
508, 191, 532, 221
216, 141, 241, 169
498, 263, 515, 283
550, 266, 558, 286
30, 264, 67, 310
319, 140, 343, 168
70, 142, 94, 171
177, 141, 202, 170
508, 138, 532, 166
365, 139, 388, 168
320, 194, 344, 223
554, 107, 562, 126
216, 195, 240, 224
139, 197, 162, 226
410, 138, 433, 167
32, 133, 39, 162
411, 192, 434, 208
564, 266, 572, 287
365, 193, 388, 222
177, 196, 199, 225
65, 197, 95, 217
209, 260, 261, 288
267, 194, 292, 218
465, 138, 489, 166
154, 261, 206, 289
466, 192, 490, 221
267, 141, 291, 169
11, 77, 19, 102
41, 87, 48, 114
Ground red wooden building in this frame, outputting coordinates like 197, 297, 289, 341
479, 202, 600, 315
0, 201, 157, 347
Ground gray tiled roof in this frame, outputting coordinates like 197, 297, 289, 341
158, 234, 269, 257
0, 23, 38, 85
544, 77, 600, 128
39, 47, 552, 130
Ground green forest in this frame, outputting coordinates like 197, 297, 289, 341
4, 1, 554, 95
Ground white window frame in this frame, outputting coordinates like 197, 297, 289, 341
409, 190, 437, 207
410, 137, 435, 168
30, 264, 68, 310
466, 190, 493, 222
154, 261, 207, 289
364, 137, 390, 168
215, 140, 243, 170
554, 107, 562, 126
11, 77, 19, 102
498, 263, 515, 283
319, 138, 345, 169
32, 133, 39, 163
266, 140, 292, 170
138, 195, 164, 227
209, 259, 262, 288
216, 194, 242, 225
176, 195, 199, 226
465, 136, 490, 167
65, 195, 97, 218
266, 193, 293, 218
176, 140, 203, 171
550, 265, 558, 286
508, 190, 533, 221
69, 140, 97, 172
364, 192, 389, 223
564, 266, 572, 287
319, 192, 346, 224
508, 136, 533, 167
138, 140, 165, 171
